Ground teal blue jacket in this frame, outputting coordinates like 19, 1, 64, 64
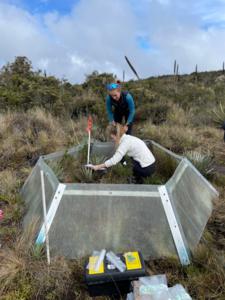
106, 92, 135, 124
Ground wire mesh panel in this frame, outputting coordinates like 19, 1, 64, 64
21, 158, 59, 227
42, 145, 82, 161
166, 159, 218, 252
91, 141, 115, 159
48, 184, 177, 259
20, 141, 219, 262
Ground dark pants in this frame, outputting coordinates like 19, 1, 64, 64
114, 110, 133, 135
222, 122, 225, 142
132, 160, 155, 183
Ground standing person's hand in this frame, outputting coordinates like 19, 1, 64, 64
111, 121, 116, 126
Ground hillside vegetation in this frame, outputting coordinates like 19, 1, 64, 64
0, 57, 224, 299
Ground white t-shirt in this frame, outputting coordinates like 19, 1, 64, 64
105, 134, 155, 168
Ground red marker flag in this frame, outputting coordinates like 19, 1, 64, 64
86, 115, 93, 132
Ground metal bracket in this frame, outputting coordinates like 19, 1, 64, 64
36, 183, 66, 244
64, 189, 159, 197
158, 185, 190, 265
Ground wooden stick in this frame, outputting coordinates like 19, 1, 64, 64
87, 130, 91, 165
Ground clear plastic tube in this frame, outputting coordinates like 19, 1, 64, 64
126, 292, 134, 300
106, 251, 126, 272
86, 250, 100, 269
94, 249, 106, 272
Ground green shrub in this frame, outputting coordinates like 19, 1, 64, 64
136, 101, 171, 124
100, 158, 133, 184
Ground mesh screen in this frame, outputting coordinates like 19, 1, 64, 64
166, 159, 218, 251
21, 158, 59, 227
49, 184, 177, 258
21, 141, 218, 261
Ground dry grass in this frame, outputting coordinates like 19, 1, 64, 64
184, 150, 215, 179
213, 142, 225, 166
166, 103, 191, 127
0, 169, 24, 246
0, 219, 86, 300
138, 122, 199, 153
0, 105, 225, 299
146, 241, 225, 299
0, 170, 20, 196
195, 127, 222, 152
207, 189, 225, 250
0, 109, 87, 171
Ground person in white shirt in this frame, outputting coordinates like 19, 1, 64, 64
90, 124, 156, 183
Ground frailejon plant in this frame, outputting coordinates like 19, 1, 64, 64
184, 150, 215, 179
46, 159, 65, 182
74, 166, 95, 183
211, 102, 225, 128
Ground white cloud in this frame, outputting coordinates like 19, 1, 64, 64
70, 55, 86, 68
36, 58, 49, 70
157, 0, 170, 5
1, 0, 225, 82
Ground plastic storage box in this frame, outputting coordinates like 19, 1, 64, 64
85, 251, 146, 297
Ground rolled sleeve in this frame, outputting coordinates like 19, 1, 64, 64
105, 150, 124, 167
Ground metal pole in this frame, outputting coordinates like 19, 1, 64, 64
40, 170, 51, 265
123, 70, 125, 82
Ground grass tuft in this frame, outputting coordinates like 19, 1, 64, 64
211, 102, 225, 128
184, 150, 215, 179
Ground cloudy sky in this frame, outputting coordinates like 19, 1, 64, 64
1, 0, 225, 83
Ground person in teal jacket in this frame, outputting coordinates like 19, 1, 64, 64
106, 82, 135, 134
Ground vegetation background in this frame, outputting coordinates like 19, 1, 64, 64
0, 57, 224, 299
